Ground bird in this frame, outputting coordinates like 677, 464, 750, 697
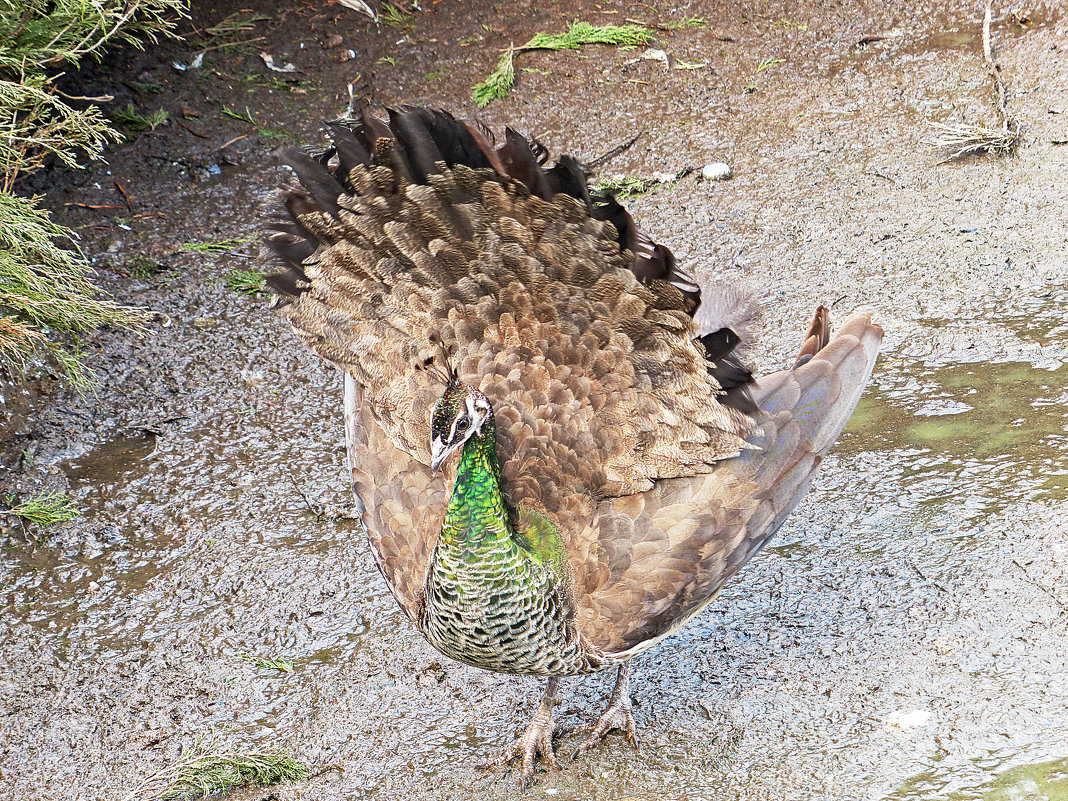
265, 106, 883, 787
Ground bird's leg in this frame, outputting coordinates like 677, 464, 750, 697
574, 662, 638, 756
487, 677, 561, 788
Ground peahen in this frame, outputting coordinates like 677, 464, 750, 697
266, 107, 882, 786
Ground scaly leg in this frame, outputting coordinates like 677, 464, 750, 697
574, 662, 638, 756
487, 677, 561, 788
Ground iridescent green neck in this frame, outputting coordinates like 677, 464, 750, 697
424, 415, 589, 675
440, 417, 513, 550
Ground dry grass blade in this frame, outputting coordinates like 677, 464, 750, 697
122, 740, 308, 801
927, 120, 1020, 160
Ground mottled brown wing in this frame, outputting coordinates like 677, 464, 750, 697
573, 311, 883, 656
342, 374, 445, 621
269, 108, 766, 626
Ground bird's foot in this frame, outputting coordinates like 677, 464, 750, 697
482, 677, 561, 789
573, 692, 638, 757
483, 708, 560, 789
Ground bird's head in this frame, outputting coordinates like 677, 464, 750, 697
429, 380, 493, 472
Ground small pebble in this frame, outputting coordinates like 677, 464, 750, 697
884, 709, 932, 729
702, 162, 732, 181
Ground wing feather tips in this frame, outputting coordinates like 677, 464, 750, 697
752, 308, 883, 455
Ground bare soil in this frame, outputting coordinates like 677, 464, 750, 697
2, 1, 1066, 800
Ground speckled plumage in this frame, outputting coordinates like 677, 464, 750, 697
268, 106, 883, 783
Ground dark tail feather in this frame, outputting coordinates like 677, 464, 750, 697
326, 121, 372, 185
267, 235, 314, 274
360, 106, 392, 144
794, 305, 831, 367
283, 149, 343, 217
591, 191, 699, 314
498, 127, 554, 200
388, 107, 446, 183
267, 106, 701, 316
408, 108, 497, 172
546, 154, 593, 206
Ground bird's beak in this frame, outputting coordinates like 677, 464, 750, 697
429, 439, 447, 474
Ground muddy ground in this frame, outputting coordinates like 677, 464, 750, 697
2, 0, 1067, 799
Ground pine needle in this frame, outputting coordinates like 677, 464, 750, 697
473, 21, 653, 107
0, 0, 187, 386
122, 740, 308, 801
113, 103, 169, 132
226, 269, 267, 295
522, 21, 653, 52
0, 192, 147, 390
472, 46, 515, 107
3, 491, 80, 527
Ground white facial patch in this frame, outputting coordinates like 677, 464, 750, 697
465, 395, 490, 436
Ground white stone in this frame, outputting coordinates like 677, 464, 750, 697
884, 709, 932, 729
702, 162, 732, 181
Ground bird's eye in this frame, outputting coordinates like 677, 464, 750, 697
456, 417, 469, 431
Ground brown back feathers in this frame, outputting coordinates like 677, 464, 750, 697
269, 107, 755, 500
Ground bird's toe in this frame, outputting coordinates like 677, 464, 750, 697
573, 697, 639, 758
481, 712, 561, 788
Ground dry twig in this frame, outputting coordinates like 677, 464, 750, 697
928, 0, 1020, 161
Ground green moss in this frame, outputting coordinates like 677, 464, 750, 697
225, 269, 266, 295
126, 739, 308, 800
239, 654, 293, 672
112, 103, 168, 133
180, 237, 255, 254
380, 3, 412, 28
593, 171, 687, 201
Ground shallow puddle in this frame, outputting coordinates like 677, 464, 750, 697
839, 339, 1068, 524
890, 753, 1068, 800
64, 430, 158, 489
